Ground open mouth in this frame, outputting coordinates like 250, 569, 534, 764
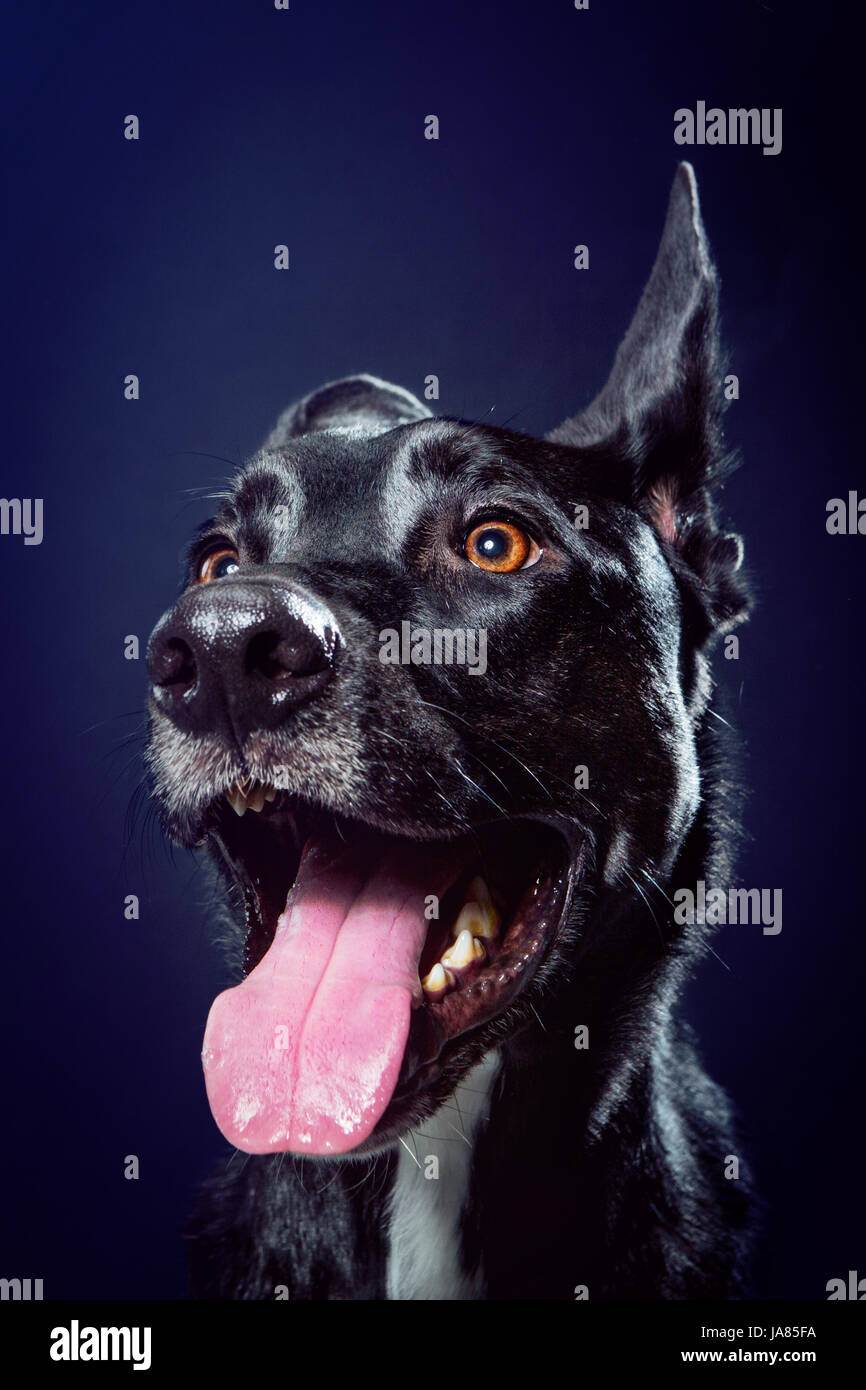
200, 779, 573, 1155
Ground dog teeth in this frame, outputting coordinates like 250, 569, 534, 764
442, 928, 486, 971
452, 877, 501, 940
422, 963, 455, 996
225, 779, 277, 816
420, 876, 501, 999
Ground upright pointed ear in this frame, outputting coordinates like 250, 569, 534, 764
548, 163, 748, 630
264, 373, 432, 447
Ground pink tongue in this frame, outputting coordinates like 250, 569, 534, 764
202, 834, 455, 1155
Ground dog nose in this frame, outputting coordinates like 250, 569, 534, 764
147, 579, 339, 737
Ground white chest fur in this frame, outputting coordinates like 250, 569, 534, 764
386, 1051, 500, 1300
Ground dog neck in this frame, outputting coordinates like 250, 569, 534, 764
386, 1050, 501, 1300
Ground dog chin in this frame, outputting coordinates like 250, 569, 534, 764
183, 777, 578, 1157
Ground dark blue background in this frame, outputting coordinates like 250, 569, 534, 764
1, 0, 862, 1298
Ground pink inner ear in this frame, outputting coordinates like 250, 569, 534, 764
647, 480, 678, 544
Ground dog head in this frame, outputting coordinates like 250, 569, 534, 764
145, 163, 748, 1157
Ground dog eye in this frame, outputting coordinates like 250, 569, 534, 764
198, 548, 240, 583
464, 522, 539, 573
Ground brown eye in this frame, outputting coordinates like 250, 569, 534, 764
198, 548, 240, 583
464, 522, 537, 573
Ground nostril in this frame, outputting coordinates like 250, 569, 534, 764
148, 586, 339, 734
152, 637, 197, 690
246, 629, 331, 682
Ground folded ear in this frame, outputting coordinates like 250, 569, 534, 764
264, 373, 432, 447
548, 162, 748, 630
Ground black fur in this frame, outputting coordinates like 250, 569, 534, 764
147, 163, 754, 1299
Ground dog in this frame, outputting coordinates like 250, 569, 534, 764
145, 162, 753, 1300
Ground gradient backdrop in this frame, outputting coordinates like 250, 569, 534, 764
1, 0, 862, 1298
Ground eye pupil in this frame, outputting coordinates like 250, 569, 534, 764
477, 529, 508, 558
464, 521, 533, 573
199, 548, 240, 583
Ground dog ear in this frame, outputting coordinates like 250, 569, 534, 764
548, 162, 747, 630
264, 373, 432, 447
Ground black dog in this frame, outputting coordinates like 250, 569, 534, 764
146, 162, 753, 1300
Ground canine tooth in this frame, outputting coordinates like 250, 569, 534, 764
469, 875, 494, 908
452, 899, 500, 941
263, 784, 277, 803
247, 784, 266, 813
422, 963, 455, 995
227, 787, 247, 816
442, 928, 485, 970
452, 878, 500, 940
